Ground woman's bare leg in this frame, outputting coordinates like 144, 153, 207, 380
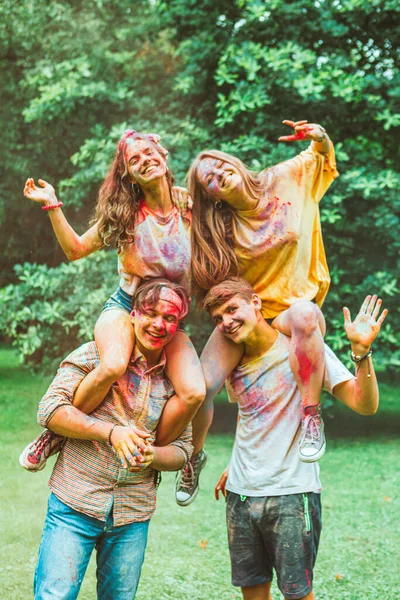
272, 300, 326, 461
155, 331, 206, 446
72, 309, 134, 413
271, 300, 326, 411
174, 327, 243, 506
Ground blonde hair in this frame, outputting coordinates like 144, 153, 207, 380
188, 150, 264, 301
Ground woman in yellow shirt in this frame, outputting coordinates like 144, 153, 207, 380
175, 120, 338, 506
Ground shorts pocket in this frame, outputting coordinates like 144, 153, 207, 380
302, 493, 312, 534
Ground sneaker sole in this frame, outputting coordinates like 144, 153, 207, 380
299, 440, 326, 463
175, 453, 208, 507
18, 450, 47, 472
176, 485, 200, 507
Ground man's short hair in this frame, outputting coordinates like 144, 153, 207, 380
203, 277, 255, 315
132, 278, 190, 320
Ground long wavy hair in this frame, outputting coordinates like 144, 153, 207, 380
188, 149, 265, 300
92, 130, 174, 248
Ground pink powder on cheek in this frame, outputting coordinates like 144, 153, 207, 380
168, 322, 179, 336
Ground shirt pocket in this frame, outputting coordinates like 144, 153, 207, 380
146, 380, 173, 431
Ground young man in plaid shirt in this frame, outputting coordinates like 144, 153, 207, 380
33, 279, 194, 600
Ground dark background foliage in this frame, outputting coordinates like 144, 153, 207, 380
0, 0, 399, 373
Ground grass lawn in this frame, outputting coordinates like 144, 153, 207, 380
0, 346, 399, 600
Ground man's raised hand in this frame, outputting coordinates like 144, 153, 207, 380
343, 295, 388, 353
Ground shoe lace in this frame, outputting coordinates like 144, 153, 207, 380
301, 414, 321, 446
178, 460, 196, 491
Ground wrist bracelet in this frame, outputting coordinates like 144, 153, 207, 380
350, 349, 372, 363
108, 424, 117, 445
42, 202, 63, 211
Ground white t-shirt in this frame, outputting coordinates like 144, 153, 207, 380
118, 200, 191, 295
225, 333, 354, 497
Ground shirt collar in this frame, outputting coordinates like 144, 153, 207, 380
130, 345, 167, 376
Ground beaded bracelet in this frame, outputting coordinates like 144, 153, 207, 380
350, 349, 372, 378
41, 202, 63, 211
350, 349, 372, 363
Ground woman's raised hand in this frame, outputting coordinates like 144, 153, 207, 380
24, 178, 58, 206
278, 120, 327, 143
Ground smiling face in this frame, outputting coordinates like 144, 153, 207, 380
125, 137, 167, 187
210, 294, 262, 344
132, 287, 182, 361
197, 157, 243, 201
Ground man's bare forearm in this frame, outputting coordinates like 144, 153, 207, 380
351, 340, 379, 415
151, 445, 187, 471
47, 405, 112, 442
352, 358, 378, 414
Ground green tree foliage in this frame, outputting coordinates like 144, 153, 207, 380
0, 0, 399, 371
0, 251, 116, 371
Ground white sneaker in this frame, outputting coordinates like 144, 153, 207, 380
299, 406, 326, 463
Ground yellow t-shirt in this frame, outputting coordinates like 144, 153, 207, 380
233, 143, 339, 319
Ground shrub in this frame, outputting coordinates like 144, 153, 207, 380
0, 251, 117, 372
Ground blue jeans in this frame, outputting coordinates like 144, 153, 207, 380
34, 493, 150, 600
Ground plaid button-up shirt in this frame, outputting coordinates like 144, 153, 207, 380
38, 342, 193, 526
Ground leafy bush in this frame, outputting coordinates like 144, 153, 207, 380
0, 251, 117, 372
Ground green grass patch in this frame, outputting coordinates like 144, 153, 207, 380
1, 347, 399, 599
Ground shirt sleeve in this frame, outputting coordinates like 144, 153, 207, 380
277, 141, 339, 204
168, 423, 194, 465
323, 344, 354, 396
37, 343, 97, 428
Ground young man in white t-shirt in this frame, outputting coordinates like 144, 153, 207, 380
204, 277, 387, 600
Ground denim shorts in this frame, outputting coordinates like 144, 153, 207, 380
226, 491, 322, 599
102, 287, 133, 314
